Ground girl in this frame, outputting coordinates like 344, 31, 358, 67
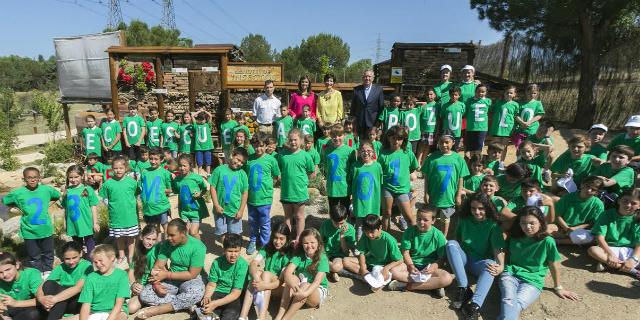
240, 223, 292, 320
514, 84, 545, 148
489, 86, 520, 162
37, 241, 93, 320
417, 86, 437, 165
128, 224, 160, 314
344, 116, 358, 149
276, 129, 316, 244
379, 125, 419, 231
234, 129, 255, 156
499, 207, 578, 319
61, 165, 100, 260
465, 84, 492, 159
462, 155, 486, 195
516, 141, 545, 187
275, 228, 329, 320
100, 108, 122, 160
172, 154, 209, 238
446, 193, 505, 319
220, 108, 239, 162
178, 112, 194, 158
401, 95, 422, 154
368, 127, 382, 160
440, 87, 465, 150
349, 140, 383, 239
98, 156, 139, 266
161, 111, 179, 159
0, 252, 44, 320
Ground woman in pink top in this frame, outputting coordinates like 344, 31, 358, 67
288, 75, 317, 119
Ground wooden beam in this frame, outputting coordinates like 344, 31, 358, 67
155, 56, 165, 117
221, 54, 230, 111
108, 54, 120, 120
107, 46, 235, 55
62, 103, 72, 143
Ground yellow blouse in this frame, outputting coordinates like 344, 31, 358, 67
316, 90, 344, 125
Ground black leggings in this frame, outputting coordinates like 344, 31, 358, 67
7, 306, 44, 320
211, 291, 241, 320
37, 280, 81, 320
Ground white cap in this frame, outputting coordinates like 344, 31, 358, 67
625, 115, 640, 128
461, 65, 475, 72
440, 64, 452, 71
589, 123, 608, 132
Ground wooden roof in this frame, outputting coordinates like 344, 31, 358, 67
107, 45, 240, 55
391, 42, 477, 50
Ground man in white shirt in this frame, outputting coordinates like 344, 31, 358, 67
252, 79, 281, 136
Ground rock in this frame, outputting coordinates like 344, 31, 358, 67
1, 216, 20, 237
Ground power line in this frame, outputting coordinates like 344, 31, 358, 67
205, 0, 251, 35
123, 0, 161, 21
107, 0, 124, 29
181, 0, 238, 40
53, 0, 104, 17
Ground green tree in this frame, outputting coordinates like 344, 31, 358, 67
0, 88, 21, 170
105, 20, 193, 47
298, 33, 350, 77
470, 0, 640, 129
240, 34, 275, 62
342, 59, 373, 83
277, 46, 309, 82
0, 55, 57, 91
32, 91, 63, 135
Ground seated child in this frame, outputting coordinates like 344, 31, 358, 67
463, 155, 485, 195
516, 141, 544, 187
504, 179, 556, 226
587, 124, 608, 165
593, 145, 635, 207
496, 163, 530, 202
0, 252, 44, 320
607, 115, 640, 161
550, 134, 595, 189
484, 143, 505, 176
85, 153, 105, 188
320, 204, 356, 282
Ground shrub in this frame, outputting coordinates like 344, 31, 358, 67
43, 141, 75, 165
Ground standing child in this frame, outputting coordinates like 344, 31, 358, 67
0, 252, 44, 320
123, 101, 147, 161
172, 155, 209, 238
294, 105, 316, 137
304, 135, 320, 174
161, 110, 179, 159
401, 95, 422, 154
343, 117, 359, 149
245, 133, 281, 255
376, 94, 402, 131
61, 165, 100, 260
320, 204, 356, 282
3, 167, 60, 274
220, 108, 239, 161
422, 135, 470, 237
139, 148, 172, 235
417, 86, 438, 165
368, 127, 383, 160
587, 124, 609, 164
100, 108, 122, 160
209, 148, 249, 241
348, 140, 383, 238
315, 125, 332, 157
465, 84, 492, 158
234, 129, 255, 156
514, 84, 545, 149
80, 115, 102, 158
265, 137, 278, 157
489, 85, 520, 162
146, 107, 163, 149
463, 155, 486, 195
233, 112, 252, 140
178, 112, 194, 158
274, 105, 294, 151
98, 156, 139, 265
193, 113, 214, 175
322, 124, 355, 209
439, 87, 465, 150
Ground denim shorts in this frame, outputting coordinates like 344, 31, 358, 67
143, 211, 169, 225
214, 214, 243, 235
383, 189, 412, 203
195, 150, 212, 166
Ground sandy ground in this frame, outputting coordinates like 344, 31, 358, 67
2, 129, 640, 320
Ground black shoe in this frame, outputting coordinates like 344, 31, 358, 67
462, 302, 480, 320
452, 287, 473, 309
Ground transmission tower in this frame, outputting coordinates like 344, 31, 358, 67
161, 0, 177, 29
107, 0, 124, 29
375, 33, 382, 63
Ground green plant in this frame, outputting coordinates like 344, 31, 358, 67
0, 87, 21, 170
31, 90, 63, 134
308, 171, 326, 196
43, 141, 75, 164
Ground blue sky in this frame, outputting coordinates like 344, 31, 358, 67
1, 0, 503, 63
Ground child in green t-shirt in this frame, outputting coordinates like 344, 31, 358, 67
220, 108, 239, 160
348, 141, 383, 234
587, 123, 608, 165
138, 149, 172, 235
607, 115, 640, 161
588, 188, 640, 275
78, 245, 130, 320
504, 179, 556, 230
550, 134, 595, 192
274, 104, 293, 151
462, 155, 486, 195
496, 163, 530, 203
85, 153, 105, 189
177, 112, 194, 157
146, 107, 164, 149
193, 112, 214, 175
61, 165, 100, 259
388, 207, 453, 296
593, 145, 635, 206
265, 136, 278, 157
200, 234, 249, 319
233, 112, 252, 140
123, 101, 147, 162
81, 115, 103, 157
489, 86, 520, 162
233, 129, 255, 156
0, 252, 44, 319
400, 95, 422, 154
514, 84, 545, 148
3, 167, 60, 274
440, 87, 465, 147
478, 175, 509, 221
173, 155, 209, 238
417, 86, 438, 164
376, 93, 402, 131
315, 125, 332, 157
367, 126, 383, 161
160, 110, 179, 159
516, 141, 545, 187
320, 204, 356, 282
465, 84, 492, 159
127, 225, 160, 314
303, 135, 320, 174
484, 142, 505, 176
100, 108, 122, 160
294, 104, 317, 137
343, 117, 359, 149
322, 124, 355, 209
209, 148, 249, 240
526, 120, 556, 164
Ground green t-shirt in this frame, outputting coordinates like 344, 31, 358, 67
440, 101, 465, 138
463, 174, 485, 193
245, 154, 281, 206
608, 133, 640, 155
138, 167, 172, 216
592, 208, 640, 248
505, 236, 560, 290
146, 118, 164, 148
0, 268, 41, 300
209, 164, 249, 218
348, 161, 383, 218
233, 125, 252, 140
83, 126, 103, 156
344, 133, 359, 149
3, 184, 60, 239
87, 161, 105, 176
315, 137, 331, 157
377, 107, 401, 131
193, 122, 214, 151
78, 268, 130, 314
555, 192, 604, 227
140, 244, 158, 285
257, 248, 290, 277
306, 148, 320, 168
492, 195, 507, 213
400, 107, 422, 141
295, 118, 316, 136
320, 219, 356, 259
372, 140, 382, 160
421, 151, 470, 208
400, 226, 446, 266
456, 217, 505, 260
172, 173, 209, 221
157, 236, 206, 272
378, 148, 419, 194
495, 174, 521, 202
208, 256, 249, 294
587, 143, 608, 161
593, 163, 634, 196
550, 152, 595, 185
458, 81, 477, 104
322, 144, 355, 197
134, 160, 151, 175
98, 176, 138, 229
220, 120, 239, 151
518, 160, 544, 188
465, 97, 492, 132
434, 81, 451, 105
357, 230, 402, 267
178, 124, 194, 153
274, 116, 293, 148
162, 121, 179, 151
289, 253, 330, 289
420, 101, 438, 133
101, 120, 122, 151
47, 259, 93, 287
123, 115, 146, 145
62, 184, 99, 237
517, 99, 545, 135
276, 149, 315, 202
489, 100, 520, 137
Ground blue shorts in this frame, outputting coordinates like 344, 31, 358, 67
143, 211, 169, 225
383, 189, 412, 203
465, 131, 487, 152
214, 214, 243, 235
195, 150, 212, 166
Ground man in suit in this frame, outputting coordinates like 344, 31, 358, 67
351, 70, 385, 140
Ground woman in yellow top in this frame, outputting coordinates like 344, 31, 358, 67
316, 73, 344, 128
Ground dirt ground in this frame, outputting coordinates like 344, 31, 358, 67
2, 128, 640, 320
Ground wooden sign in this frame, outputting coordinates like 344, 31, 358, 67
226, 63, 283, 84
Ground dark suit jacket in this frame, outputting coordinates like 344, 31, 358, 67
351, 84, 384, 132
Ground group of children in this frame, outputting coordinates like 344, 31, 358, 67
1, 77, 640, 320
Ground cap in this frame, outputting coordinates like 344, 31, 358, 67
625, 115, 640, 128
461, 65, 475, 72
440, 64, 452, 71
589, 123, 608, 132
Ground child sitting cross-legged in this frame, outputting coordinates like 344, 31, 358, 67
320, 204, 356, 282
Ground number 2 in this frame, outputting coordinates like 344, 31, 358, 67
436, 164, 453, 193
27, 198, 47, 225
328, 154, 341, 182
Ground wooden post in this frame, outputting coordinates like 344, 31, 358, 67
63, 103, 72, 143
108, 54, 120, 120
220, 54, 230, 110
499, 32, 513, 79
155, 56, 165, 117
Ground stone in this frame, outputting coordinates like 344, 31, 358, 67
1, 216, 21, 239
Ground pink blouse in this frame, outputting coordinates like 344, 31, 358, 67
288, 92, 317, 119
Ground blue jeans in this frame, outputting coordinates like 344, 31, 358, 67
498, 272, 541, 320
248, 204, 271, 246
445, 240, 496, 306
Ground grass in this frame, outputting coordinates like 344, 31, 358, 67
14, 103, 93, 136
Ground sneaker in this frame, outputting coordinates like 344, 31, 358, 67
195, 308, 213, 320
462, 302, 481, 320
246, 241, 257, 255
329, 272, 340, 282
542, 169, 552, 184
41, 271, 51, 281
452, 287, 472, 309
398, 216, 408, 231
387, 280, 407, 291
596, 263, 605, 272
435, 287, 446, 298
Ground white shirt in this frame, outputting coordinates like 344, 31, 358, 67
253, 94, 282, 124
364, 85, 372, 100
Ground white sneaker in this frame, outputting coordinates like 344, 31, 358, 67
41, 271, 51, 280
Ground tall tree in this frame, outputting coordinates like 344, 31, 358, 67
240, 34, 274, 62
276, 46, 309, 82
471, 0, 640, 128
105, 20, 192, 47
298, 33, 350, 76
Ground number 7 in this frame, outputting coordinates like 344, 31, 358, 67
436, 164, 453, 193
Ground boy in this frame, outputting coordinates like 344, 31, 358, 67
274, 104, 293, 151
86, 152, 105, 188
321, 124, 355, 209
139, 148, 172, 234
220, 108, 239, 160
400, 96, 422, 154
123, 101, 146, 161
587, 123, 608, 164
193, 113, 214, 175
146, 107, 164, 149
304, 135, 320, 174
161, 111, 179, 158
81, 115, 103, 157
2, 167, 60, 275
209, 148, 249, 239
200, 233, 249, 320
440, 87, 466, 149
295, 105, 316, 136
376, 94, 401, 131
484, 142, 505, 175
418, 86, 438, 164
315, 125, 332, 157
78, 244, 130, 320
343, 214, 403, 292
593, 145, 635, 204
504, 179, 556, 224
464, 84, 492, 158
609, 115, 640, 161
100, 108, 122, 160
320, 204, 356, 282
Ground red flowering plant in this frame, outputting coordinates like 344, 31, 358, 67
117, 59, 156, 93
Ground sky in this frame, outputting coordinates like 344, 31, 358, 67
0, 0, 503, 63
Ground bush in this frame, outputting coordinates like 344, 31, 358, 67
0, 88, 21, 170
43, 141, 75, 164
308, 170, 326, 196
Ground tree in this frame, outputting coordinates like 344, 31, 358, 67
0, 88, 21, 170
470, 0, 640, 129
32, 91, 63, 135
277, 46, 309, 82
342, 59, 373, 83
105, 20, 193, 47
298, 34, 350, 77
0, 55, 57, 91
240, 34, 274, 62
